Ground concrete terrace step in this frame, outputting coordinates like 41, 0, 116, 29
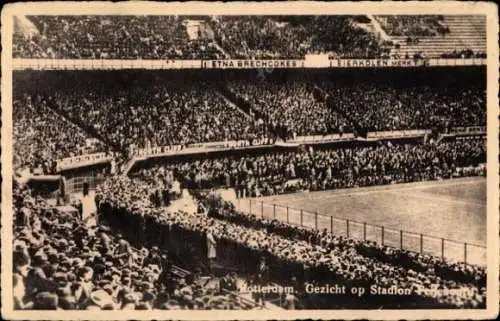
387, 15, 486, 57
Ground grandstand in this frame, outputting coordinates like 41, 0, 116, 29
13, 67, 486, 175
13, 15, 486, 60
9, 14, 489, 311
13, 15, 223, 59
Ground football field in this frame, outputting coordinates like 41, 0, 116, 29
231, 177, 487, 265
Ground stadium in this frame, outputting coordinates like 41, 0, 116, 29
10, 14, 488, 311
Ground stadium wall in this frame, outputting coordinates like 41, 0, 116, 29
12, 58, 486, 70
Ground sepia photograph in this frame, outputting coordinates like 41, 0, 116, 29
1, 1, 498, 320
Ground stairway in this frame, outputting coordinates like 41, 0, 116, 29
366, 14, 391, 42
216, 91, 253, 120
216, 83, 266, 121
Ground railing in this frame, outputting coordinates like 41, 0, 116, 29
66, 175, 107, 195
234, 198, 486, 266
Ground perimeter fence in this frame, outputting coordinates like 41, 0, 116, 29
234, 198, 486, 266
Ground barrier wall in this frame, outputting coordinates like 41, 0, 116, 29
125, 127, 483, 174
56, 152, 114, 172
12, 58, 486, 70
53, 126, 483, 174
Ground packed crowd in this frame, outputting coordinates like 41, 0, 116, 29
13, 15, 487, 60
230, 79, 345, 137
229, 77, 485, 137
14, 69, 485, 175
14, 15, 392, 59
30, 79, 263, 151
320, 82, 486, 132
13, 94, 105, 174
13, 16, 223, 59
13, 181, 257, 310
95, 177, 486, 308
138, 139, 486, 197
211, 16, 390, 59
376, 15, 450, 37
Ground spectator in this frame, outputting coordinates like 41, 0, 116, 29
219, 272, 238, 292
206, 229, 217, 273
